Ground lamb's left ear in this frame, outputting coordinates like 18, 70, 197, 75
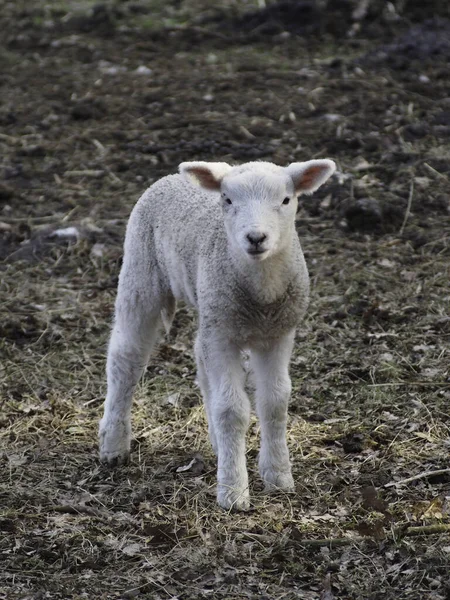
179, 161, 233, 191
286, 159, 336, 195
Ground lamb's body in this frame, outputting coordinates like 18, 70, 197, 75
129, 174, 309, 343
99, 160, 335, 510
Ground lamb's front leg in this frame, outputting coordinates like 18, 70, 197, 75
251, 331, 296, 492
201, 335, 251, 510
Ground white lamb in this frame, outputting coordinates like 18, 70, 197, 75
99, 158, 336, 510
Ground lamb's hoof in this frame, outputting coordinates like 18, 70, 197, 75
217, 486, 250, 511
100, 450, 130, 467
262, 470, 295, 493
99, 422, 131, 467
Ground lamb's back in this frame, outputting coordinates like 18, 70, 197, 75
126, 174, 224, 306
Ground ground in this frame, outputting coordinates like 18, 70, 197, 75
1, 1, 450, 599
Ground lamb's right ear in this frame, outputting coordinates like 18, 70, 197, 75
179, 161, 232, 191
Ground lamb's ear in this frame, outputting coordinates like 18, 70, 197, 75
179, 161, 233, 191
286, 159, 336, 195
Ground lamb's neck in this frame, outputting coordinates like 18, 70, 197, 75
231, 241, 299, 305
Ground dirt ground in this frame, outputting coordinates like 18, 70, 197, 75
1, 1, 450, 599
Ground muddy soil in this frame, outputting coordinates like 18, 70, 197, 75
1, 2, 449, 599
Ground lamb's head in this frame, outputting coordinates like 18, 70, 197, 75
179, 160, 336, 261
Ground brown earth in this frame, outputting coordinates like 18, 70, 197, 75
0, 1, 449, 599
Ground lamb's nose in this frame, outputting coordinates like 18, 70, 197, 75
246, 232, 267, 246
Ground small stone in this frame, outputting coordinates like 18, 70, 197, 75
49, 227, 80, 240
90, 243, 106, 258
135, 65, 152, 75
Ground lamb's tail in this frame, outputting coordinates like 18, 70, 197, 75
161, 294, 176, 336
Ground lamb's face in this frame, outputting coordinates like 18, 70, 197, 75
220, 170, 297, 262
179, 159, 336, 262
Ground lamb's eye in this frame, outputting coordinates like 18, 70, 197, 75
224, 197, 232, 205
282, 197, 290, 205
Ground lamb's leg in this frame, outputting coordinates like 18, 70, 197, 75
200, 334, 251, 510
194, 337, 217, 455
251, 331, 295, 492
99, 289, 162, 466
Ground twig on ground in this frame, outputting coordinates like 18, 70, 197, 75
239, 523, 450, 549
399, 179, 414, 236
64, 170, 105, 178
171, 24, 228, 40
291, 537, 361, 547
367, 382, 450, 387
400, 524, 450, 537
384, 468, 450, 488
424, 162, 449, 181
52, 504, 108, 518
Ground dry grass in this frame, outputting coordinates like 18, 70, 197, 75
1, 1, 450, 598
2, 222, 449, 599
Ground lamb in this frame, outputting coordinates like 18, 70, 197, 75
99, 158, 336, 510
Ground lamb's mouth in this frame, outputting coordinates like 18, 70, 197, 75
247, 248, 268, 259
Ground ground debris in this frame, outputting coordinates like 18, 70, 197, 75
1, 2, 449, 599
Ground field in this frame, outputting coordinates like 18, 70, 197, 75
1, 1, 450, 598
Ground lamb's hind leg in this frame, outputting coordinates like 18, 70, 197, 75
251, 331, 295, 492
99, 284, 164, 466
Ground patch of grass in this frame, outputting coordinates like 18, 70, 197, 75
1, 1, 450, 597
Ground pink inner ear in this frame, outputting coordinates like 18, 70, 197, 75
298, 165, 325, 190
188, 167, 220, 191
